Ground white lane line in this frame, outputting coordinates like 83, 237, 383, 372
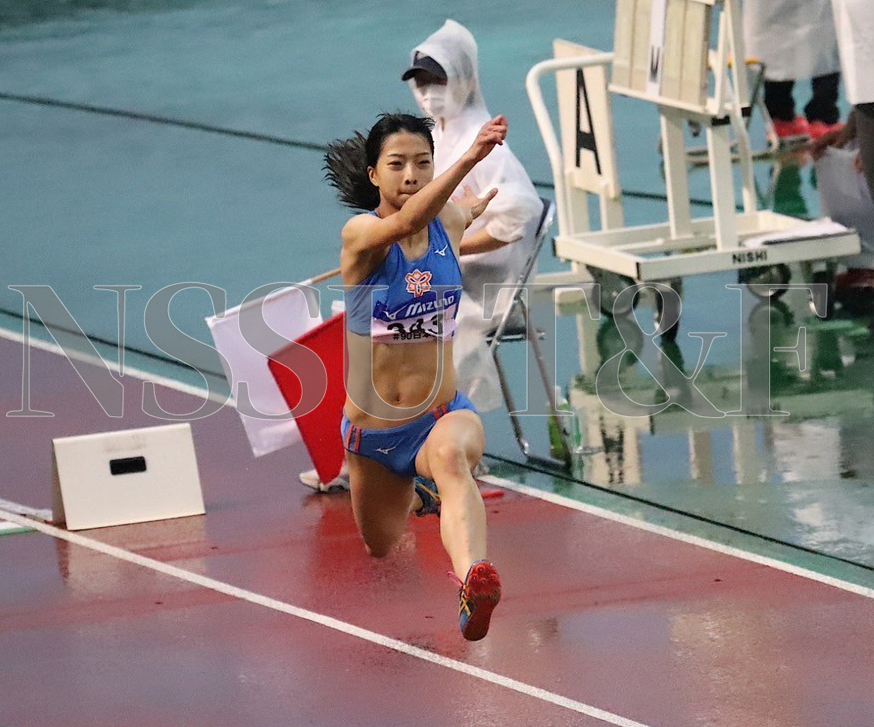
0, 506, 651, 727
3, 323, 873, 600
0, 325, 230, 404
0, 497, 52, 522
478, 475, 874, 600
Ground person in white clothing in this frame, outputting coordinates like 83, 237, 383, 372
812, 0, 874, 197
402, 19, 543, 413
743, 0, 843, 139
810, 0, 874, 302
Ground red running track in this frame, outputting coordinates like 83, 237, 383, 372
1, 334, 873, 727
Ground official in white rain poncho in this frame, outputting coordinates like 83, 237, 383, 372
403, 20, 543, 412
812, 0, 874, 271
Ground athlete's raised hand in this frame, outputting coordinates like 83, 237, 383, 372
464, 115, 507, 164
455, 184, 497, 223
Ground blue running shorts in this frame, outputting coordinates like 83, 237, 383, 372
340, 391, 477, 477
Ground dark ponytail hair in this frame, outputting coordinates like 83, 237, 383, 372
324, 113, 435, 211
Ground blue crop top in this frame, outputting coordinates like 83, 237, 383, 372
345, 215, 462, 343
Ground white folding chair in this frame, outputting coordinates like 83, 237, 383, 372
486, 197, 574, 468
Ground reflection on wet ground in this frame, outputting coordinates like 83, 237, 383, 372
480, 152, 874, 573
557, 272, 874, 570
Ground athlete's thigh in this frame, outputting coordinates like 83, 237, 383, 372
346, 451, 415, 532
414, 409, 484, 480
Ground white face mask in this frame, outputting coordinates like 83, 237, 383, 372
415, 84, 447, 120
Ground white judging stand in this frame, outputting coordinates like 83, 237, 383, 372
52, 423, 205, 531
527, 0, 860, 317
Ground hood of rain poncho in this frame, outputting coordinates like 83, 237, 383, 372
407, 19, 542, 248
407, 19, 488, 125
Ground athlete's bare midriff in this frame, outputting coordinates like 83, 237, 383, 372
343, 331, 457, 428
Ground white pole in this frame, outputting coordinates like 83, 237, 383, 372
526, 54, 614, 238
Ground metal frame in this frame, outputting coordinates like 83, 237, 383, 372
684, 59, 780, 164
486, 198, 575, 468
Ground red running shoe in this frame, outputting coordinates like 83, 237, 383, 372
807, 120, 844, 139
450, 560, 501, 641
773, 115, 810, 140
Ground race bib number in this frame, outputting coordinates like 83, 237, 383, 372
371, 289, 460, 342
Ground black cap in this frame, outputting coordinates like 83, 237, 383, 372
401, 53, 447, 82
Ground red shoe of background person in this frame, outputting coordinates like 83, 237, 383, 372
773, 115, 810, 140
807, 120, 845, 140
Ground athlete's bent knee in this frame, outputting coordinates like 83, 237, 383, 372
431, 441, 469, 476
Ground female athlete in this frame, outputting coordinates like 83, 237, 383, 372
324, 112, 506, 640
